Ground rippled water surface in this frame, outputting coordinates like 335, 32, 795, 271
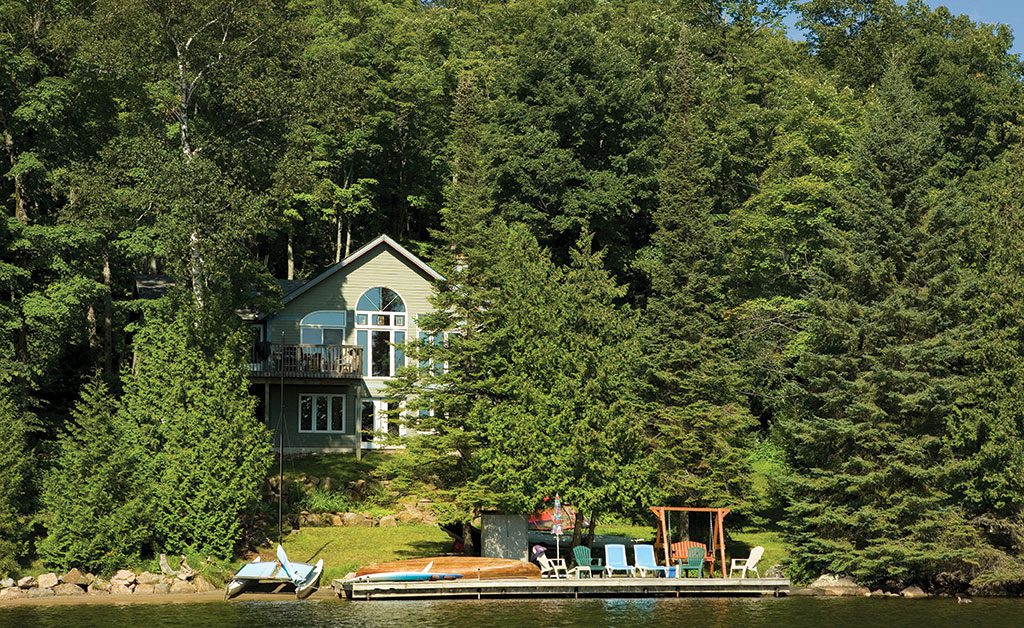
2, 596, 1021, 628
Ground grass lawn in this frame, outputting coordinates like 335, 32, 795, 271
278, 452, 384, 487
256, 524, 451, 583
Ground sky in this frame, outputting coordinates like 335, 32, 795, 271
784, 1, 1024, 56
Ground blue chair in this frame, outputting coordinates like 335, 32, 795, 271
604, 544, 637, 577
634, 544, 671, 577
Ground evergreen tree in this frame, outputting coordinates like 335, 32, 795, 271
0, 388, 32, 576
642, 32, 756, 508
39, 375, 149, 573
121, 309, 272, 558
780, 66, 977, 589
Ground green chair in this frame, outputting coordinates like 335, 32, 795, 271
677, 546, 706, 578
572, 545, 604, 578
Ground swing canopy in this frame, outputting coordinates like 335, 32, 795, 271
650, 506, 731, 578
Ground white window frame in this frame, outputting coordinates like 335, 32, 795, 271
299, 310, 347, 345
359, 398, 407, 449
355, 288, 407, 378
298, 393, 346, 433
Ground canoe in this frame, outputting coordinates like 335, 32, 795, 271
355, 556, 540, 580
350, 571, 463, 583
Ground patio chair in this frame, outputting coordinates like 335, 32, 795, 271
677, 546, 706, 578
634, 544, 671, 578
729, 546, 764, 578
572, 545, 603, 578
536, 552, 569, 579
604, 544, 637, 577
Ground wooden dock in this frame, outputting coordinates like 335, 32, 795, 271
333, 577, 790, 600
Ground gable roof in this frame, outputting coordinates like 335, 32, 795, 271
282, 234, 444, 305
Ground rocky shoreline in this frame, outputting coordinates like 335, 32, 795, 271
790, 574, 931, 598
0, 561, 219, 602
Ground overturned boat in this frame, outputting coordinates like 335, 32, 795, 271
355, 556, 540, 580
226, 544, 323, 600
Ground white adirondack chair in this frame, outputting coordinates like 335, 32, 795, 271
729, 546, 764, 578
536, 553, 569, 579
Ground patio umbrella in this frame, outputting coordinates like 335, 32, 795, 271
552, 494, 563, 561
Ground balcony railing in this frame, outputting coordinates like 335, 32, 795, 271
250, 343, 362, 379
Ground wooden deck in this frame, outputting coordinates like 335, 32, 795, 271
333, 576, 790, 600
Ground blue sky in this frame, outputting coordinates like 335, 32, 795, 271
785, 1, 1024, 56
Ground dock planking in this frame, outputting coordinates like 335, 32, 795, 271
333, 577, 790, 600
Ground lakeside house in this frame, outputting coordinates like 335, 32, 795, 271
248, 235, 443, 454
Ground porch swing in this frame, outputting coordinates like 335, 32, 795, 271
650, 506, 730, 578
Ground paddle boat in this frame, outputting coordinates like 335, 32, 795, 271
226, 544, 324, 599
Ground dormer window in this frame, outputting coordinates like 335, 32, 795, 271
355, 287, 406, 377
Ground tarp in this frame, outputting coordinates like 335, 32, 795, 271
527, 503, 588, 531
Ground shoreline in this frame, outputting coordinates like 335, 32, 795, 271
0, 588, 338, 608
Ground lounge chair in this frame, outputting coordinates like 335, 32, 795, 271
634, 544, 671, 577
677, 546, 706, 578
729, 546, 764, 578
572, 545, 603, 578
536, 552, 569, 579
604, 544, 636, 577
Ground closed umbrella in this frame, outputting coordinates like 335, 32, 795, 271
552, 494, 563, 561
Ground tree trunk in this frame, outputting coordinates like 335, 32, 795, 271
3, 130, 27, 223
335, 214, 343, 263
86, 304, 99, 364
102, 254, 114, 374
570, 510, 584, 549
189, 229, 205, 309
462, 521, 476, 556
287, 228, 295, 280
345, 218, 352, 258
585, 512, 598, 547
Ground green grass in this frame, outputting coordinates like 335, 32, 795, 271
278, 452, 383, 487
729, 529, 788, 572
255, 524, 451, 583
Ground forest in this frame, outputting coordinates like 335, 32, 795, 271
5, 0, 1024, 593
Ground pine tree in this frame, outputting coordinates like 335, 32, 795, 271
781, 66, 978, 589
39, 374, 149, 573
642, 32, 756, 508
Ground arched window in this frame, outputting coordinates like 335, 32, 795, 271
355, 287, 406, 377
299, 310, 347, 345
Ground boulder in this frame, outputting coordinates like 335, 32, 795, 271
330, 514, 344, 526
808, 574, 869, 597
396, 508, 423, 524
787, 587, 821, 597
87, 584, 111, 596
0, 587, 25, 599
306, 475, 321, 487
110, 583, 134, 595
61, 568, 88, 586
53, 582, 86, 596
193, 575, 217, 593
26, 587, 55, 598
37, 572, 59, 589
379, 515, 398, 528
89, 578, 111, 592
17, 575, 36, 589
901, 585, 928, 598
134, 584, 156, 595
870, 589, 885, 597
320, 476, 333, 492
169, 579, 195, 594
137, 571, 163, 585
0, 577, 14, 588
342, 512, 371, 527
111, 569, 137, 586
154, 582, 171, 594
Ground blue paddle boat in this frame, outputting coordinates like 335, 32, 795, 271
226, 544, 324, 599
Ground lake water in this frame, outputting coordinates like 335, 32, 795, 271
1, 597, 1020, 628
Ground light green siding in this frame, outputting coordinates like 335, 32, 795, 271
259, 240, 436, 451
